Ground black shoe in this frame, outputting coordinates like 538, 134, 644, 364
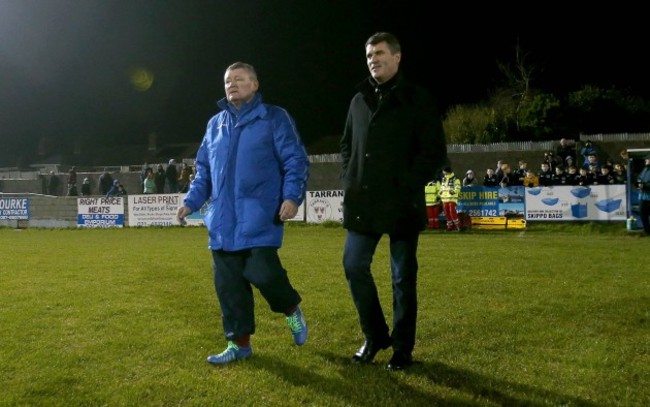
386, 351, 413, 371
351, 337, 392, 364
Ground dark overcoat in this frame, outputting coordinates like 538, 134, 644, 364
340, 73, 448, 234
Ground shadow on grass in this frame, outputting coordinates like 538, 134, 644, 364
413, 360, 598, 407
255, 349, 598, 407
254, 352, 441, 406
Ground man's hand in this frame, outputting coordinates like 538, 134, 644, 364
176, 206, 192, 226
278, 199, 298, 221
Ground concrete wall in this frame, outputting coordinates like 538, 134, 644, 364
0, 171, 167, 198
1, 195, 79, 228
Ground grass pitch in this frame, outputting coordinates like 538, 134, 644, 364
0, 223, 647, 406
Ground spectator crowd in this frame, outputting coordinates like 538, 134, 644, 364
44, 159, 195, 197
457, 139, 629, 188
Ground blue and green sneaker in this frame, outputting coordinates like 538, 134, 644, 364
207, 341, 252, 365
286, 306, 308, 346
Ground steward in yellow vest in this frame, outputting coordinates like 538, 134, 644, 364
424, 180, 441, 229
440, 167, 462, 231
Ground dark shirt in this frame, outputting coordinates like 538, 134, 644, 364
613, 172, 626, 184
552, 172, 569, 185
512, 168, 526, 186
575, 174, 590, 186
587, 173, 599, 185
538, 170, 554, 186
597, 173, 616, 185
483, 174, 499, 187
499, 173, 513, 187
566, 173, 577, 185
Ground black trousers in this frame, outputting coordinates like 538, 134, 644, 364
211, 247, 301, 340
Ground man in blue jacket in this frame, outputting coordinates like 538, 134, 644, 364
176, 62, 309, 365
340, 32, 448, 371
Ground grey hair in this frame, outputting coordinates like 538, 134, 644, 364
225, 62, 257, 81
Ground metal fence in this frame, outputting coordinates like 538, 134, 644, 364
307, 132, 650, 163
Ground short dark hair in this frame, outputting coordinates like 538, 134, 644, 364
365, 32, 401, 54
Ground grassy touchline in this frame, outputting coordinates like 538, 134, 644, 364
0, 224, 647, 406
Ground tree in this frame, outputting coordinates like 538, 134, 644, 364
496, 39, 537, 133
517, 93, 562, 141
566, 85, 650, 134
443, 104, 494, 144
442, 39, 650, 144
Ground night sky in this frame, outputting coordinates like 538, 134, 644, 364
1, 1, 648, 165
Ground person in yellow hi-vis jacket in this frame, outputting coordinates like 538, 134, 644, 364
440, 167, 462, 231
424, 179, 441, 229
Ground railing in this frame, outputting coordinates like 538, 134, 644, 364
579, 132, 650, 142
307, 132, 650, 163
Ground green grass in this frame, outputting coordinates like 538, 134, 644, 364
0, 223, 648, 406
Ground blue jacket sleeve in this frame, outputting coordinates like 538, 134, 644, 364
272, 108, 309, 206
183, 119, 214, 212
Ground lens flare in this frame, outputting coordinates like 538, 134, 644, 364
129, 67, 154, 91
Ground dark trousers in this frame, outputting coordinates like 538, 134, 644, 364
211, 247, 301, 341
342, 230, 419, 354
641, 200, 650, 234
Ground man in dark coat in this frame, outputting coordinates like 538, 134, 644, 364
48, 171, 60, 195
340, 32, 448, 371
98, 169, 114, 195
154, 163, 166, 194
165, 159, 179, 193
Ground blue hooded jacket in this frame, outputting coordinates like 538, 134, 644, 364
183, 93, 309, 251
105, 179, 126, 198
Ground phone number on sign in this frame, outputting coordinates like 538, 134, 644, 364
466, 209, 497, 217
